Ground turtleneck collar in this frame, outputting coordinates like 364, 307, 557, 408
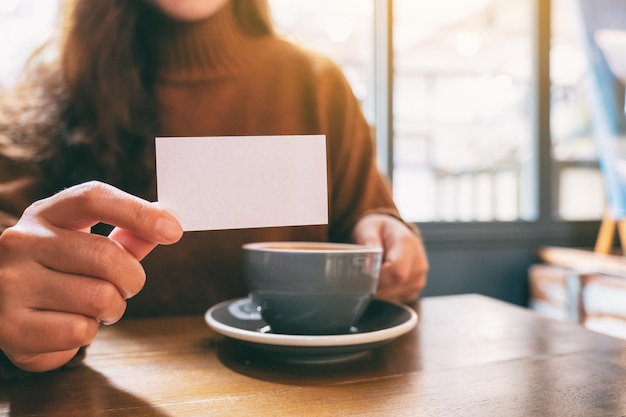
148, 2, 264, 82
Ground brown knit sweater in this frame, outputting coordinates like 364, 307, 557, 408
0, 6, 402, 319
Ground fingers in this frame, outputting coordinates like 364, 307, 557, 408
354, 214, 429, 303
0, 181, 181, 373
25, 267, 128, 325
26, 181, 183, 245
16, 310, 99, 354
377, 242, 428, 300
0, 236, 125, 372
0, 248, 130, 324
376, 269, 427, 303
353, 224, 383, 248
2, 224, 146, 300
378, 238, 413, 285
9, 350, 81, 374
3, 310, 99, 372
108, 227, 158, 261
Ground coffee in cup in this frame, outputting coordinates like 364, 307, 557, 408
242, 241, 382, 335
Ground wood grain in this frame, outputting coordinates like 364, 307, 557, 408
2, 294, 626, 416
539, 246, 626, 277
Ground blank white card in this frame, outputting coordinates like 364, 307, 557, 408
155, 135, 328, 231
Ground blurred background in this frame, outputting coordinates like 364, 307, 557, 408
0, 0, 604, 308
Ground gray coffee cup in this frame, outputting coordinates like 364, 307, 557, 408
242, 241, 382, 335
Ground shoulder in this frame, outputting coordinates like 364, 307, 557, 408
252, 36, 365, 134
260, 37, 350, 88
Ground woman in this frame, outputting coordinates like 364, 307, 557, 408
0, 0, 428, 377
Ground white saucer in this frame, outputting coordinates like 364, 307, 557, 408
204, 297, 418, 363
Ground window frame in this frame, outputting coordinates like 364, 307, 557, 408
374, 0, 600, 249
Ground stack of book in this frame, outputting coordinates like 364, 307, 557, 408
529, 246, 626, 339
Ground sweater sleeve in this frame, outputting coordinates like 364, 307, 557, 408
312, 58, 417, 242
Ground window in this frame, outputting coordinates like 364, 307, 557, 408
0, 0, 61, 90
550, 0, 603, 221
271, 0, 604, 229
0, 0, 606, 231
269, 0, 376, 122
393, 0, 534, 222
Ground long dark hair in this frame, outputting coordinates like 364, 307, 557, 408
0, 0, 273, 197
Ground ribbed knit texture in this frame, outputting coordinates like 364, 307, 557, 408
0, 3, 404, 318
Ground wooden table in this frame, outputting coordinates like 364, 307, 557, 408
2, 294, 626, 416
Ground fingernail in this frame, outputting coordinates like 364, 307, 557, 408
155, 217, 183, 242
